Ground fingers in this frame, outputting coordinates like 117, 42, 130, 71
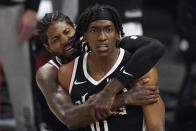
90, 106, 97, 121
140, 78, 150, 85
142, 86, 159, 105
144, 93, 159, 100
145, 88, 159, 96
94, 109, 113, 120
145, 85, 158, 91
87, 95, 96, 102
18, 13, 36, 44
135, 78, 150, 86
143, 92, 159, 105
144, 97, 159, 105
19, 24, 34, 43
92, 105, 114, 120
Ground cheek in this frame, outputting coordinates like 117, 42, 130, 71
52, 43, 62, 52
109, 35, 118, 45
87, 36, 97, 45
71, 30, 75, 36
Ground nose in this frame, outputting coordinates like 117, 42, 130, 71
98, 31, 107, 42
61, 35, 69, 45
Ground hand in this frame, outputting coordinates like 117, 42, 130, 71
124, 78, 159, 106
18, 10, 37, 44
90, 91, 115, 120
86, 95, 98, 121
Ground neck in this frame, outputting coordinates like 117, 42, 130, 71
87, 48, 120, 80
56, 56, 69, 64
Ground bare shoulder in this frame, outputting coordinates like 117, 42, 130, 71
58, 60, 75, 90
36, 63, 57, 82
36, 63, 60, 98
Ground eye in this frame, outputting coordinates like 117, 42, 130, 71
89, 28, 97, 33
106, 27, 113, 33
63, 29, 70, 35
51, 36, 59, 43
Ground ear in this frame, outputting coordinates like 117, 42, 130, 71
73, 24, 77, 30
83, 33, 87, 43
115, 33, 121, 47
43, 43, 52, 53
116, 33, 120, 41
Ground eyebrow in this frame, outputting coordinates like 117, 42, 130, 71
104, 25, 113, 28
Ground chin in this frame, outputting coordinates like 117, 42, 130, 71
95, 51, 109, 57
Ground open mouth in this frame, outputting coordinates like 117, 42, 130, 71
63, 45, 77, 56
64, 46, 73, 52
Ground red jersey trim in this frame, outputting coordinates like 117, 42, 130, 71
48, 61, 59, 70
68, 60, 75, 91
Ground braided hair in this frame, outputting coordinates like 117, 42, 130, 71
37, 11, 74, 45
72, 4, 125, 48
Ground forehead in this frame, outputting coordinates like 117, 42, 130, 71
88, 20, 115, 28
47, 21, 72, 34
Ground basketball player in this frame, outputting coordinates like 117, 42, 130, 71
57, 5, 164, 131
36, 10, 164, 130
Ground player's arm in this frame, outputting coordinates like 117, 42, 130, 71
36, 64, 77, 128
139, 68, 165, 131
57, 61, 161, 128
36, 62, 152, 129
91, 36, 165, 116
110, 35, 165, 93
57, 61, 114, 129
36, 62, 110, 129
57, 61, 158, 128
117, 36, 165, 87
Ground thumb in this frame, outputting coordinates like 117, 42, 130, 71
140, 78, 150, 85
87, 95, 96, 102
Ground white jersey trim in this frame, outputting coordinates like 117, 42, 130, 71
48, 60, 59, 70
69, 57, 79, 94
143, 117, 146, 131
48, 56, 62, 70
55, 56, 63, 66
83, 48, 125, 86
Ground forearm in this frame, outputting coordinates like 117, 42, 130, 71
59, 102, 96, 129
44, 91, 98, 129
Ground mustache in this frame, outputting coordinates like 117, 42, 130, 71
67, 37, 83, 51
63, 38, 74, 50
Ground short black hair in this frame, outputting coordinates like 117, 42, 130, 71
37, 11, 74, 45
72, 4, 124, 47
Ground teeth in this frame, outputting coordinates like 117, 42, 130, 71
64, 46, 72, 51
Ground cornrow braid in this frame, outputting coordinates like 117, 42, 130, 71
37, 11, 74, 45
72, 4, 124, 48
